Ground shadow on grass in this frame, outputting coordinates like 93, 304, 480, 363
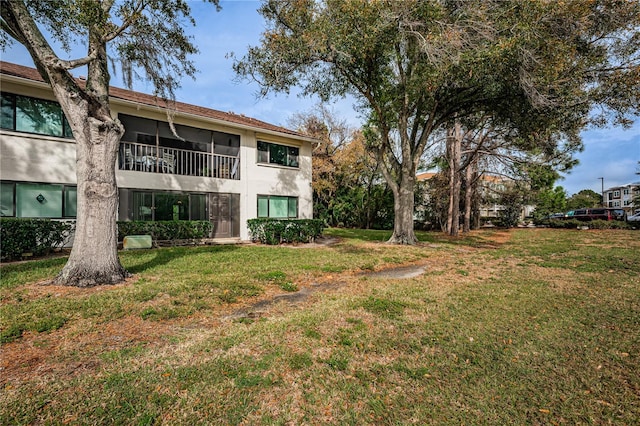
122, 244, 241, 274
325, 227, 507, 249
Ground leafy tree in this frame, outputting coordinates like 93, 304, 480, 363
566, 189, 601, 211
1, 0, 219, 286
290, 106, 393, 229
234, 0, 640, 244
497, 187, 525, 228
533, 186, 567, 220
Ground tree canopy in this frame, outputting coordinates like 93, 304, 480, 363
234, 0, 640, 242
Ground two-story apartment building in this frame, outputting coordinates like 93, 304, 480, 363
603, 182, 639, 214
0, 62, 314, 241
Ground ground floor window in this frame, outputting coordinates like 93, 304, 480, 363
131, 191, 208, 221
257, 195, 298, 218
0, 181, 77, 218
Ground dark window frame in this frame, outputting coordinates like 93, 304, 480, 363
0, 92, 73, 139
130, 190, 209, 221
0, 180, 77, 218
257, 141, 299, 168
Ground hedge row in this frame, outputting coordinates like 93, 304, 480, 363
547, 219, 633, 229
247, 218, 325, 245
0, 218, 75, 261
117, 220, 213, 241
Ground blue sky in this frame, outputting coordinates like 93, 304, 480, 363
2, 0, 638, 196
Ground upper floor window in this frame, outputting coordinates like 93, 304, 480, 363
1, 92, 73, 138
257, 141, 299, 168
613, 190, 620, 198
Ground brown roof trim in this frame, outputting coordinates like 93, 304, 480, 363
0, 61, 308, 139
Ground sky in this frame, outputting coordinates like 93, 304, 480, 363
2, 0, 638, 196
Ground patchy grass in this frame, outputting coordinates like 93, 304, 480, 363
1, 228, 638, 424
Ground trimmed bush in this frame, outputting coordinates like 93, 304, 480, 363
247, 218, 324, 245
0, 218, 74, 261
547, 219, 633, 230
117, 220, 213, 241
588, 220, 632, 230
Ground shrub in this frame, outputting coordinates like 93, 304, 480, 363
0, 218, 74, 261
117, 220, 213, 241
588, 220, 631, 230
547, 219, 632, 230
247, 218, 324, 245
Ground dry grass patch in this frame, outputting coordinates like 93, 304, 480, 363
1, 228, 639, 424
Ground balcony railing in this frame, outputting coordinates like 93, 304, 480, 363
118, 142, 240, 180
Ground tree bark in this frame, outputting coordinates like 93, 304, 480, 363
446, 124, 462, 236
388, 173, 417, 244
463, 158, 477, 233
53, 112, 128, 287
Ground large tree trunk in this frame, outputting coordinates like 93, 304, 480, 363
50, 36, 129, 286
446, 124, 462, 236
388, 173, 417, 244
53, 112, 128, 287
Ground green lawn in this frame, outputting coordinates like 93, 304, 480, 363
1, 228, 638, 424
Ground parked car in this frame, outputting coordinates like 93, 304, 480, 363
627, 212, 640, 222
545, 213, 566, 220
606, 208, 627, 221
571, 208, 615, 221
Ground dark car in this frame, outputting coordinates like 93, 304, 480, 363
606, 208, 626, 221
571, 208, 615, 221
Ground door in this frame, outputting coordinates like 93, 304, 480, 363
210, 193, 240, 238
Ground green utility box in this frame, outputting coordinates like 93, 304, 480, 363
123, 235, 152, 250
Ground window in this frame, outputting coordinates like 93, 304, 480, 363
131, 191, 208, 221
1, 182, 77, 218
613, 190, 620, 198
624, 189, 629, 195
1, 182, 15, 216
257, 195, 298, 218
16, 183, 63, 218
1, 93, 73, 138
133, 192, 153, 221
190, 194, 207, 221
63, 187, 77, 217
155, 193, 189, 221
257, 141, 299, 167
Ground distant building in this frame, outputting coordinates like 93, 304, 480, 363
416, 172, 535, 222
603, 182, 639, 213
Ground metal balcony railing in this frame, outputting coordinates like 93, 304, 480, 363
118, 142, 240, 180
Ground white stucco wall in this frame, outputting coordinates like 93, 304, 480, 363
1, 75, 314, 242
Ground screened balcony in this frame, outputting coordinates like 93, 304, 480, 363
116, 114, 241, 180
118, 142, 240, 180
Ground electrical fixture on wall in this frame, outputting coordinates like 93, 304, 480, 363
36, 194, 46, 203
